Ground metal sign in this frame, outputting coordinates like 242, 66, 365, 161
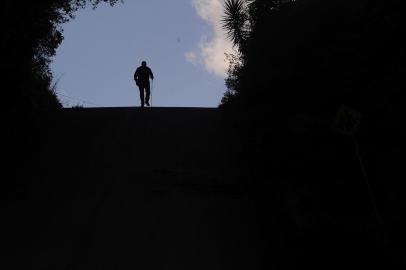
332, 105, 363, 136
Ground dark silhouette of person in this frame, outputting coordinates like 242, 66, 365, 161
134, 61, 154, 107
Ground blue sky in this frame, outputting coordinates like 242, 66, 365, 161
51, 0, 233, 108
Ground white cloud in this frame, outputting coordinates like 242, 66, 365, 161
185, 51, 198, 65
188, 0, 234, 77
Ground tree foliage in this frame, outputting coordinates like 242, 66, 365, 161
222, 0, 250, 53
2, 0, 121, 113
221, 0, 406, 120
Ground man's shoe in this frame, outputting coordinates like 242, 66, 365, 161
146, 102, 150, 107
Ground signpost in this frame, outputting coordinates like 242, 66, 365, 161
333, 105, 385, 242
332, 105, 363, 136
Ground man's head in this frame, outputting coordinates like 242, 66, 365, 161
141, 61, 147, 67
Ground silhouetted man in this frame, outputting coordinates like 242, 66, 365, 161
134, 61, 154, 107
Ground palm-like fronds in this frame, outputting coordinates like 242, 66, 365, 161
222, 0, 250, 51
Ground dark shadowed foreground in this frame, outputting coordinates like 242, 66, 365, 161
4, 107, 404, 269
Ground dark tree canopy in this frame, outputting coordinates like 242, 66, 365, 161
2, 0, 121, 114
221, 0, 406, 120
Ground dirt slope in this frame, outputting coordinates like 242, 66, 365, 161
6, 107, 264, 270
5, 107, 403, 269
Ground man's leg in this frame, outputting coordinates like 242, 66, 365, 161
138, 86, 145, 107
145, 84, 151, 106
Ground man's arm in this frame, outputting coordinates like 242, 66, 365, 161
149, 68, 154, 80
134, 69, 139, 85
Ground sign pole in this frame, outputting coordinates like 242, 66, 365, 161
352, 135, 380, 223
333, 105, 388, 245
